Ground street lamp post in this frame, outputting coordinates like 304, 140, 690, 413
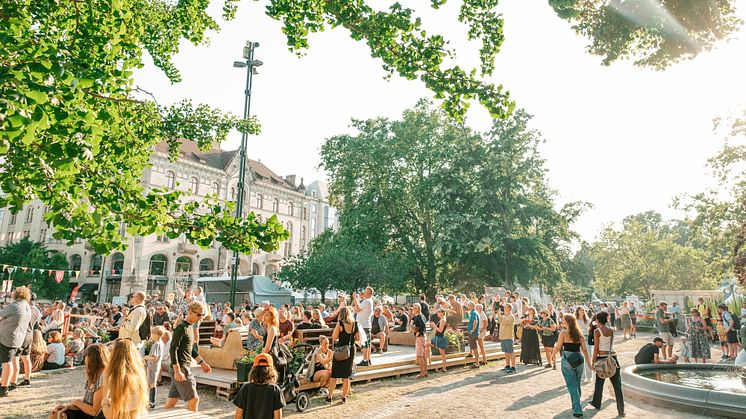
229, 41, 263, 309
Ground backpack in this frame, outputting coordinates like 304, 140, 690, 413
731, 313, 741, 330
134, 305, 152, 341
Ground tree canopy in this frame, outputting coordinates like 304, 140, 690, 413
1, 0, 741, 255
319, 101, 582, 293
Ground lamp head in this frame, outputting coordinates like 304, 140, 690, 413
233, 61, 247, 68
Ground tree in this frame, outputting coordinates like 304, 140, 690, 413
674, 110, 746, 284
279, 230, 411, 301
2, 1, 740, 255
590, 214, 715, 296
320, 100, 479, 293
552, 0, 742, 69
0, 238, 70, 300
438, 109, 587, 290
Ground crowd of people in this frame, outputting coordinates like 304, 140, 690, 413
1, 283, 745, 418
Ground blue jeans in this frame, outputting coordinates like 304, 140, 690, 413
561, 352, 584, 415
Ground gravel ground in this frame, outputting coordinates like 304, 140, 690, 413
1, 333, 719, 419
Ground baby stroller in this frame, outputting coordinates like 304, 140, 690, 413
274, 342, 317, 412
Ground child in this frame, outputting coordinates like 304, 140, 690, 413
143, 326, 165, 409
233, 353, 286, 419
65, 328, 86, 366
678, 336, 691, 363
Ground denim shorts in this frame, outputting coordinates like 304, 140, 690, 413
432, 335, 448, 349
501, 339, 514, 353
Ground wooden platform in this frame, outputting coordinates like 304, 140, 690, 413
175, 342, 521, 400
148, 408, 212, 418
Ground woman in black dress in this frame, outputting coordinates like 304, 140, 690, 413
326, 306, 360, 404
520, 307, 543, 365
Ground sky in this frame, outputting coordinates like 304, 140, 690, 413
134, 1, 746, 243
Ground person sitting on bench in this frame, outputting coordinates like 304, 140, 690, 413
393, 307, 409, 332
371, 306, 388, 353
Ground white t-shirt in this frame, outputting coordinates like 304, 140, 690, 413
357, 298, 374, 329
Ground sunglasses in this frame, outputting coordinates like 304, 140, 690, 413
191, 311, 205, 318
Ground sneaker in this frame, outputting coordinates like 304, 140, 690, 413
503, 366, 510, 372
509, 367, 517, 374
0, 387, 7, 397
7, 384, 16, 392
148, 403, 156, 409
470, 364, 480, 369
544, 364, 552, 369
18, 379, 30, 387
356, 360, 369, 367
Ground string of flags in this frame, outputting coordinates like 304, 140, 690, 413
0, 264, 79, 283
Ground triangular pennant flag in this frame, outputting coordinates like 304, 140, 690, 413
7, 267, 15, 275
54, 270, 65, 283
48, 269, 52, 275
21, 267, 28, 272
1, 264, 7, 271
32, 268, 37, 274
74, 271, 80, 279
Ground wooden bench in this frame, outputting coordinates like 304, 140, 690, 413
197, 320, 216, 346
293, 327, 334, 345
198, 327, 249, 370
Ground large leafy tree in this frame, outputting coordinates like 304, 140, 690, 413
591, 213, 715, 296
675, 110, 746, 285
0, 238, 70, 300
438, 110, 587, 290
320, 100, 478, 293
1, 0, 740, 255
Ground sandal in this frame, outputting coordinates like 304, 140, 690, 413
341, 397, 347, 404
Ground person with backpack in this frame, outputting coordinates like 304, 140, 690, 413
717, 303, 741, 359
116, 291, 151, 349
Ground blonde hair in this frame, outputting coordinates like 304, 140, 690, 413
104, 339, 148, 419
151, 326, 166, 339
13, 286, 31, 301
338, 306, 354, 325
31, 329, 46, 354
263, 306, 279, 329
52, 309, 64, 325
187, 301, 204, 315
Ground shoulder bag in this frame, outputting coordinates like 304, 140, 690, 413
593, 330, 618, 379
333, 323, 354, 361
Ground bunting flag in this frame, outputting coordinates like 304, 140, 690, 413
69, 283, 82, 303
54, 270, 65, 283
0, 263, 79, 284
1, 264, 7, 271
7, 267, 15, 275
47, 269, 52, 275
74, 271, 80, 280
21, 267, 28, 272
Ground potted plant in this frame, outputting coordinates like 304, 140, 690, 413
96, 329, 110, 343
432, 330, 466, 355
235, 351, 258, 382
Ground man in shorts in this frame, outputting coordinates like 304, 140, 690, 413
412, 303, 428, 378
466, 301, 481, 368
0, 286, 32, 397
718, 303, 741, 359
352, 287, 374, 366
497, 304, 516, 373
165, 301, 212, 412
655, 301, 674, 359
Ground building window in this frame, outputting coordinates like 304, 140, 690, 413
9, 211, 17, 225
285, 222, 293, 257
272, 198, 279, 213
175, 256, 192, 274
230, 187, 236, 201
288, 202, 294, 216
311, 204, 317, 214
156, 234, 169, 243
311, 190, 317, 198
252, 263, 260, 275
25, 207, 34, 224
38, 228, 47, 242
149, 254, 168, 276
300, 226, 306, 250
7, 232, 13, 243
119, 223, 127, 237
23, 230, 30, 239
199, 259, 214, 277
166, 171, 176, 189
255, 194, 263, 209
111, 252, 124, 277
324, 206, 330, 228
311, 219, 316, 239
70, 254, 82, 271
212, 182, 220, 197
90, 254, 103, 276
302, 206, 308, 220
190, 177, 199, 194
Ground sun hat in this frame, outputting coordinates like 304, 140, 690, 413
253, 353, 274, 368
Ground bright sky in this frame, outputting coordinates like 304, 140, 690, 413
135, 1, 746, 243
